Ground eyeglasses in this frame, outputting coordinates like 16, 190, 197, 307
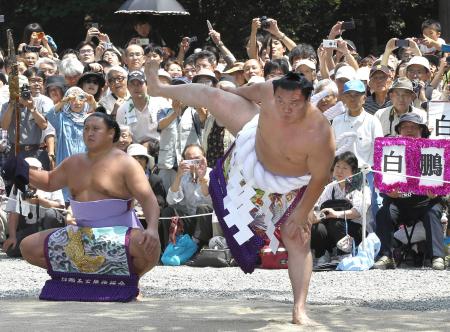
108, 76, 126, 83
79, 49, 94, 55
29, 78, 44, 84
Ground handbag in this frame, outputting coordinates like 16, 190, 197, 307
187, 248, 233, 267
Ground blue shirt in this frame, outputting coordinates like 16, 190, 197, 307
46, 108, 87, 201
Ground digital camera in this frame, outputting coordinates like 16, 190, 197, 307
322, 39, 338, 48
20, 84, 32, 100
260, 16, 270, 30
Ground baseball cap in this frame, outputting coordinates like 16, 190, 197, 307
24, 157, 42, 169
128, 70, 146, 83
406, 56, 430, 72
335, 66, 356, 81
388, 77, 414, 94
295, 59, 316, 71
343, 80, 366, 94
171, 77, 190, 85
394, 113, 430, 138
369, 64, 390, 78
356, 66, 370, 81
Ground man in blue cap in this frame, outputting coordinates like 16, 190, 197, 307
332, 80, 383, 229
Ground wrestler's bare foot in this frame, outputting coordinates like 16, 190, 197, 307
292, 308, 320, 326
134, 291, 144, 302
144, 59, 162, 96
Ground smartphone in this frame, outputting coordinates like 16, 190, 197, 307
136, 38, 149, 46
322, 39, 337, 48
90, 22, 99, 29
341, 20, 355, 30
395, 39, 410, 48
103, 42, 113, 49
0, 15, 4, 23
206, 19, 213, 31
36, 32, 45, 40
441, 44, 450, 52
188, 36, 198, 44
446, 56, 450, 64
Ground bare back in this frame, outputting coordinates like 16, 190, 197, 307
65, 149, 136, 201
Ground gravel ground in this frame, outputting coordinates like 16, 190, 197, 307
0, 253, 448, 312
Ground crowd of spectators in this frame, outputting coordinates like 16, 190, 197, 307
0, 16, 448, 270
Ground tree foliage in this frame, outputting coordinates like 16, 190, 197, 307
0, 0, 438, 57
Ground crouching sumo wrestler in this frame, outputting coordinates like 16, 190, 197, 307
3, 112, 160, 302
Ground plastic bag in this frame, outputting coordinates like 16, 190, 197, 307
161, 234, 198, 266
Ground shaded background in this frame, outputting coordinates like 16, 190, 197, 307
0, 0, 443, 58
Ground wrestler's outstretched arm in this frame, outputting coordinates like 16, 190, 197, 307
145, 59, 258, 136
28, 158, 69, 193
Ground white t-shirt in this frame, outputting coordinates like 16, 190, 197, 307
332, 109, 383, 166
116, 95, 171, 143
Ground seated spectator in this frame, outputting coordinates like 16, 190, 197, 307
99, 66, 130, 116
2, 158, 64, 257
159, 144, 213, 252
127, 143, 166, 211
374, 113, 446, 270
375, 77, 427, 136
115, 125, 133, 152
311, 151, 371, 263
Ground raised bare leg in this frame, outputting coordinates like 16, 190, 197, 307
144, 59, 258, 136
280, 222, 319, 326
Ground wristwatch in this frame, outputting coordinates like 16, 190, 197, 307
48, 154, 56, 161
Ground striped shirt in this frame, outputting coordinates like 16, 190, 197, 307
364, 93, 392, 115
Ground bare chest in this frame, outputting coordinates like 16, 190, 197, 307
67, 161, 128, 200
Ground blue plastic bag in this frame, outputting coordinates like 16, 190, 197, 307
161, 234, 198, 266
336, 233, 381, 271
